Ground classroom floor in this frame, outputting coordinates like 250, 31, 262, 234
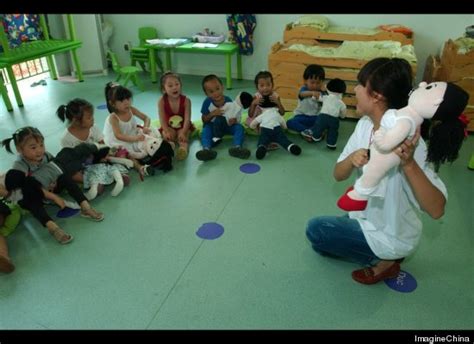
0, 71, 472, 330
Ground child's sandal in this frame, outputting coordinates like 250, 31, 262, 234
49, 227, 74, 245
80, 208, 105, 222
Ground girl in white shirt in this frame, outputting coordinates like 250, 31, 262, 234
58, 98, 129, 199
306, 58, 447, 285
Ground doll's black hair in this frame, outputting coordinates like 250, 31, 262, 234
326, 78, 346, 94
426, 82, 469, 172
238, 92, 253, 109
5, 170, 44, 207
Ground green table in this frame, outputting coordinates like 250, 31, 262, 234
146, 42, 242, 89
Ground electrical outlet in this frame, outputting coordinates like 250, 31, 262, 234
124, 42, 132, 51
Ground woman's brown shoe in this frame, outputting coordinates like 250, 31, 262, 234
352, 262, 400, 285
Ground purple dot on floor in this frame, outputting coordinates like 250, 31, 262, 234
240, 163, 260, 174
97, 104, 108, 110
384, 270, 417, 293
196, 222, 224, 240
56, 207, 80, 218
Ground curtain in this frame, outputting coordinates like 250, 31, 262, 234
226, 14, 256, 55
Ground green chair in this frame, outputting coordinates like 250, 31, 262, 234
0, 66, 13, 111
0, 14, 83, 108
107, 50, 143, 91
130, 26, 163, 73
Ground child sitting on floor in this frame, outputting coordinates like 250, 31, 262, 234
195, 74, 251, 161
301, 78, 347, 150
158, 72, 195, 161
58, 98, 131, 200
249, 72, 302, 160
287, 64, 325, 134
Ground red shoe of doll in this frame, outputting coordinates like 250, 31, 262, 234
337, 186, 368, 211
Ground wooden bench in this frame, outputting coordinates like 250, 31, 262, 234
145, 42, 242, 89
0, 14, 83, 109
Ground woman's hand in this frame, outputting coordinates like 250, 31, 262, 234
396, 127, 420, 167
350, 148, 370, 168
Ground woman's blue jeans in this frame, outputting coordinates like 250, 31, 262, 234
306, 215, 379, 266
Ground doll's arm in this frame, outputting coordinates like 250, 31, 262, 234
339, 102, 347, 119
43, 189, 66, 209
373, 119, 412, 152
278, 116, 287, 130
249, 115, 263, 129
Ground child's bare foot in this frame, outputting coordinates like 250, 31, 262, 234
176, 147, 188, 161
0, 255, 15, 273
48, 227, 74, 245
80, 207, 104, 222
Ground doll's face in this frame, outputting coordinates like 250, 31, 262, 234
408, 82, 447, 119
146, 138, 161, 156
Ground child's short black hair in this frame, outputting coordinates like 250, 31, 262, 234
303, 64, 325, 81
201, 74, 222, 93
254, 71, 273, 87
326, 78, 346, 94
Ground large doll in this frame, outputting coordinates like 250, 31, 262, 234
337, 81, 469, 211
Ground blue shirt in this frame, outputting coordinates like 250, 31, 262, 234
201, 96, 233, 122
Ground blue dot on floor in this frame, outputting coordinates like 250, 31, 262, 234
240, 163, 260, 174
196, 222, 224, 240
384, 270, 417, 293
97, 104, 108, 110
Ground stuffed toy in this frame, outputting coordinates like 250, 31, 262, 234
221, 91, 253, 124
212, 92, 253, 142
128, 128, 174, 173
337, 81, 469, 211
83, 164, 124, 201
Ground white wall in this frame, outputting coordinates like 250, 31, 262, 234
104, 14, 473, 83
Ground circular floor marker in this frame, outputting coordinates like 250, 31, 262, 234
196, 222, 224, 240
57, 207, 80, 218
384, 270, 417, 293
96, 104, 108, 110
240, 163, 261, 174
